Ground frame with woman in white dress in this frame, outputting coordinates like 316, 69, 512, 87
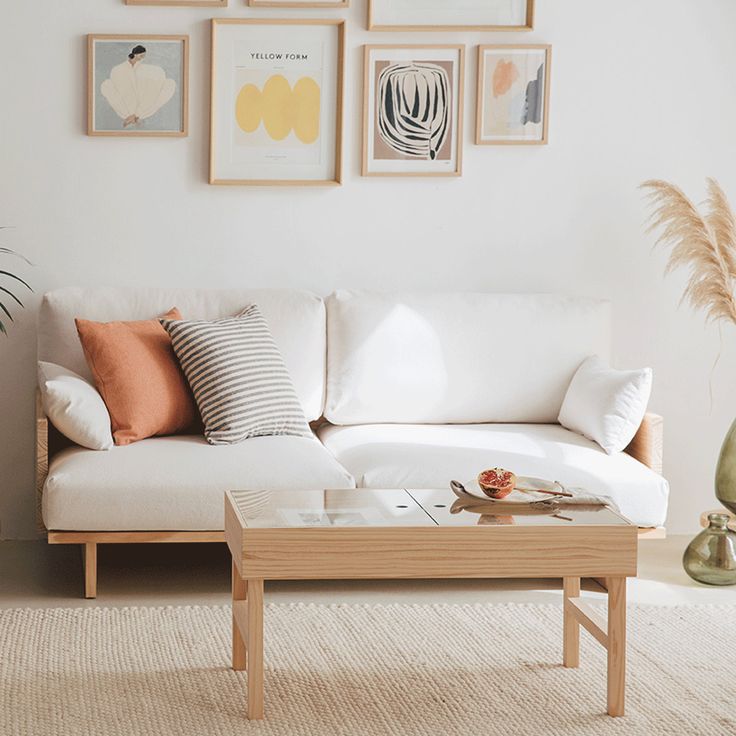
87, 34, 189, 137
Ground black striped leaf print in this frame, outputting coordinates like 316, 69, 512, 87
161, 305, 312, 445
377, 62, 451, 161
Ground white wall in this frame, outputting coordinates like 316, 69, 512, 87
2, 0, 736, 538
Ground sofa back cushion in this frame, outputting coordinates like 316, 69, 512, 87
325, 291, 612, 425
39, 288, 326, 422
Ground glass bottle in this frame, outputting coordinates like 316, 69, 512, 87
683, 513, 736, 586
716, 419, 736, 514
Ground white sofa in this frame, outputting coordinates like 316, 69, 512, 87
37, 288, 668, 596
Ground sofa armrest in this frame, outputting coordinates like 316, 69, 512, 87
624, 413, 663, 475
36, 391, 48, 534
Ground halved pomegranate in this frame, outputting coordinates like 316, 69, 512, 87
477, 468, 517, 499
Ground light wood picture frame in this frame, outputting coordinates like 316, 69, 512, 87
476, 44, 551, 146
87, 34, 189, 137
368, 0, 534, 31
248, 0, 347, 7
126, 0, 226, 6
210, 19, 345, 186
362, 44, 464, 178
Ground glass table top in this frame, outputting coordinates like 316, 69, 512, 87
229, 489, 435, 529
229, 488, 632, 529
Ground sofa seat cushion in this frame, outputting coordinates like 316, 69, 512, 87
317, 423, 669, 528
43, 435, 355, 531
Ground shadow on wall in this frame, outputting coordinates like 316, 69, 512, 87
0, 239, 37, 540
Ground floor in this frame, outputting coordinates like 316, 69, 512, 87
1, 535, 734, 608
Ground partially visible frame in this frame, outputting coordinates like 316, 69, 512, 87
362, 44, 464, 177
87, 34, 189, 137
368, 0, 534, 31
249, 0, 347, 6
210, 19, 345, 186
126, 0, 227, 6
476, 44, 551, 146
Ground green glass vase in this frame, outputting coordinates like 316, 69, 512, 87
716, 419, 736, 514
683, 513, 736, 585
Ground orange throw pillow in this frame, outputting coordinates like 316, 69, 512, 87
76, 308, 199, 445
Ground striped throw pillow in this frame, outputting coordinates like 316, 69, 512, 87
161, 305, 312, 445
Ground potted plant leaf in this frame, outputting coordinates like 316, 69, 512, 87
0, 229, 32, 334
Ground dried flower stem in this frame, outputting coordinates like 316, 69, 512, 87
641, 179, 736, 325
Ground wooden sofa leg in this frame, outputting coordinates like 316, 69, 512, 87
83, 542, 97, 599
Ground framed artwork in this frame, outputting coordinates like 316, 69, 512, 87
362, 45, 464, 177
368, 0, 534, 31
126, 0, 226, 6
249, 0, 347, 6
210, 19, 345, 186
476, 44, 551, 146
87, 35, 189, 137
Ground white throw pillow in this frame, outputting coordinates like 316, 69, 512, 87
37, 361, 113, 450
558, 356, 652, 455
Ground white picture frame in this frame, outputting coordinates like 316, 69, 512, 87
210, 19, 345, 186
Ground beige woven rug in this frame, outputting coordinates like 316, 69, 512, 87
1, 602, 733, 735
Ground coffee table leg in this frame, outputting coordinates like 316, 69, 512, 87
232, 560, 247, 671
562, 577, 581, 668
247, 578, 264, 720
606, 577, 627, 717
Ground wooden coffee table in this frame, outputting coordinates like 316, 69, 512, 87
225, 488, 637, 720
